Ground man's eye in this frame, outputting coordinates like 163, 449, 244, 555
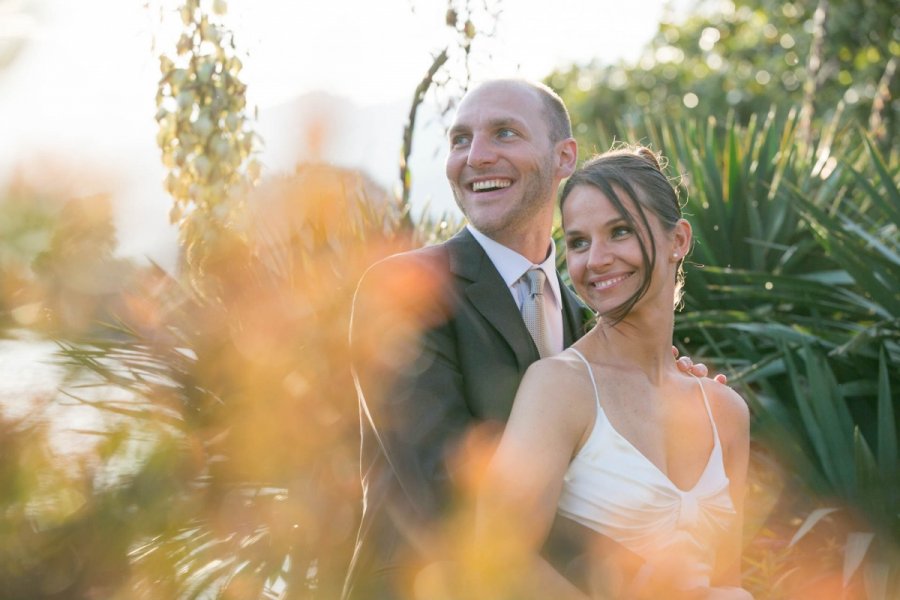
450, 134, 470, 147
497, 128, 517, 139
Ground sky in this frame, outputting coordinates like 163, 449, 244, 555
0, 0, 682, 268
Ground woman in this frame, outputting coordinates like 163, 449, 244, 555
478, 146, 752, 599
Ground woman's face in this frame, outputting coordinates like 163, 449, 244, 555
563, 184, 686, 316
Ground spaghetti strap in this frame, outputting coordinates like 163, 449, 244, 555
569, 348, 601, 410
693, 377, 721, 447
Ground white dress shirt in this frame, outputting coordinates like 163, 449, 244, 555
467, 225, 564, 355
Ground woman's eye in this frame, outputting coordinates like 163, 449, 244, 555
612, 226, 633, 238
567, 238, 588, 250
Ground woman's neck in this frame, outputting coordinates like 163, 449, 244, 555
584, 306, 677, 385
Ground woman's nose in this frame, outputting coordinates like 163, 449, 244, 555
587, 243, 613, 268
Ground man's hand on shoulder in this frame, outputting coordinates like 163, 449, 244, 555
671, 346, 728, 385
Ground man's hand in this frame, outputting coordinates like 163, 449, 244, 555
672, 347, 727, 385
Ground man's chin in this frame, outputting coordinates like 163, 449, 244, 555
466, 213, 509, 236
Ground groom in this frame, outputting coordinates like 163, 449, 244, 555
343, 79, 707, 599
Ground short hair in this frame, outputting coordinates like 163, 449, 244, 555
529, 80, 573, 143
560, 145, 687, 323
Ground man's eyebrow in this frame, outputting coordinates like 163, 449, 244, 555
448, 117, 527, 138
447, 124, 470, 138
486, 117, 525, 130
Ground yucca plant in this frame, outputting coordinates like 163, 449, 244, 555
678, 120, 898, 596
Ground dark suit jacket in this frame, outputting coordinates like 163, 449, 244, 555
343, 228, 590, 599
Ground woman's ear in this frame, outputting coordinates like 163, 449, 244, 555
671, 218, 692, 261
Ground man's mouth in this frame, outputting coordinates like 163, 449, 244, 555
591, 273, 632, 289
470, 179, 512, 192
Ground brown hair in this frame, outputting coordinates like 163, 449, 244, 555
530, 81, 573, 143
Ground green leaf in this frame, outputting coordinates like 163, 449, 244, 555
789, 507, 840, 546
860, 135, 900, 225
854, 425, 879, 505
876, 346, 897, 480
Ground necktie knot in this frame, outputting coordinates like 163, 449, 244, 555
526, 268, 546, 297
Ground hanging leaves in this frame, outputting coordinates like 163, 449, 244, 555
155, 0, 262, 274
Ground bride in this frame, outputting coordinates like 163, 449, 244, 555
478, 146, 752, 599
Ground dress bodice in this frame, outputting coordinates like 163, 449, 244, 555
557, 348, 736, 589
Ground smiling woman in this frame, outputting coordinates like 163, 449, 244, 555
561, 146, 689, 324
477, 145, 752, 599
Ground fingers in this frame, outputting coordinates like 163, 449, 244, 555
675, 355, 710, 378
674, 351, 728, 383
688, 362, 709, 378
675, 356, 693, 374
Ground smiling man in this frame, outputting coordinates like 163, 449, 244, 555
445, 80, 574, 261
342, 79, 590, 600
342, 80, 710, 600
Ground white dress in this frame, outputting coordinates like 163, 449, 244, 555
557, 348, 736, 590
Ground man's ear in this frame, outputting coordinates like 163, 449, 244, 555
556, 138, 578, 178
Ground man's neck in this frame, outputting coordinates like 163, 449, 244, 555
467, 224, 554, 267
512, 231, 555, 264
473, 218, 555, 265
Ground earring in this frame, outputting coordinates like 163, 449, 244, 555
673, 253, 679, 258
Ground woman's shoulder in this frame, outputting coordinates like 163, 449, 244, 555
699, 377, 750, 442
702, 378, 749, 415
517, 351, 596, 409
512, 351, 598, 448
525, 349, 588, 387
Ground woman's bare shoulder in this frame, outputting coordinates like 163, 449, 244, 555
514, 351, 595, 420
701, 378, 750, 444
704, 378, 749, 415
523, 349, 592, 382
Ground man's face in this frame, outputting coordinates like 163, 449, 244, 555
445, 82, 560, 239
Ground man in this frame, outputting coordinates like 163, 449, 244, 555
343, 79, 707, 599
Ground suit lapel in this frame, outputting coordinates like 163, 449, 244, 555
560, 279, 590, 346
446, 230, 538, 370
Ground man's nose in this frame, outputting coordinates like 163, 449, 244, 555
466, 134, 498, 168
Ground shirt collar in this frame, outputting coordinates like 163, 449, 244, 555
466, 224, 562, 306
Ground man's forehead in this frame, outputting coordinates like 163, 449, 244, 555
452, 82, 543, 126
